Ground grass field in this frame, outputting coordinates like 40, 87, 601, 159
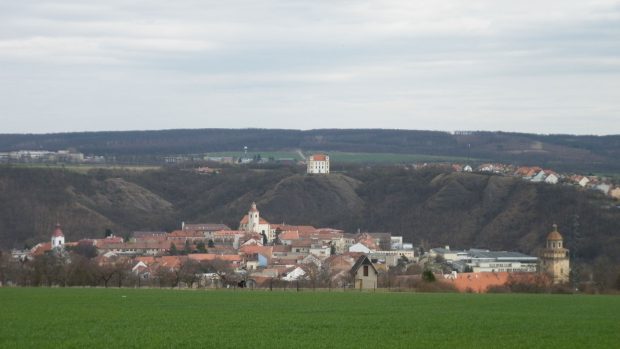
325, 151, 478, 163
208, 151, 479, 164
1, 289, 618, 348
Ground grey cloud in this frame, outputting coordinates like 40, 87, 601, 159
0, 0, 619, 134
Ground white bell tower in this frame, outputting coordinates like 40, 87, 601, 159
51, 223, 65, 248
248, 202, 260, 233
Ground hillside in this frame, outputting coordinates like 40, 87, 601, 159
1, 129, 620, 172
1, 166, 619, 266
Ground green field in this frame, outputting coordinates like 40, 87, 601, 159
207, 151, 304, 160
208, 151, 478, 164
1, 289, 618, 348
325, 151, 478, 163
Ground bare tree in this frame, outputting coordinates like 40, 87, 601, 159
178, 259, 201, 288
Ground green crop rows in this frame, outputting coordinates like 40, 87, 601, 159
1, 288, 618, 348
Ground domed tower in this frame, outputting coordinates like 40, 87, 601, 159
51, 223, 65, 248
540, 224, 570, 284
247, 202, 260, 233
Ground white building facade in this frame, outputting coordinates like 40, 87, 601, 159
307, 154, 330, 174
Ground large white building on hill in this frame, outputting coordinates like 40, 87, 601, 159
307, 154, 330, 174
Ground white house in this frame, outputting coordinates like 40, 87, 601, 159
578, 177, 590, 187
282, 267, 307, 281
349, 242, 372, 253
530, 171, 547, 183
307, 154, 330, 174
595, 184, 611, 195
545, 173, 559, 184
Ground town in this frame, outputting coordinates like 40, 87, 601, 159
7, 198, 570, 292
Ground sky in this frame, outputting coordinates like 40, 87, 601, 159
0, 1, 619, 135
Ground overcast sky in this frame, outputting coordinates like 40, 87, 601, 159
1, 1, 619, 135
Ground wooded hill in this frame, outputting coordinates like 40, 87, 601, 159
1, 165, 619, 268
1, 129, 619, 173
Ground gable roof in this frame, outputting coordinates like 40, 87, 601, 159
350, 255, 378, 276
188, 254, 242, 262
278, 231, 299, 240
239, 215, 270, 225
183, 223, 230, 231
272, 224, 316, 234
310, 154, 328, 161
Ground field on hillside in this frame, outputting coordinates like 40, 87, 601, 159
325, 151, 477, 163
0, 163, 161, 173
1, 288, 618, 349
207, 150, 478, 163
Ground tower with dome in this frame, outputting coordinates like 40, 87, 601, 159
540, 224, 570, 284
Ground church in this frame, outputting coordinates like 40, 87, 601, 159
238, 202, 273, 241
539, 224, 570, 284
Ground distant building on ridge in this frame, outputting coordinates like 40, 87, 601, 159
307, 153, 330, 174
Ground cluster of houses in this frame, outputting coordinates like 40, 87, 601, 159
0, 149, 104, 164
12, 201, 571, 292
416, 162, 620, 200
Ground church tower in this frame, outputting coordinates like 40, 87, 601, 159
51, 223, 65, 248
540, 224, 570, 284
247, 202, 260, 233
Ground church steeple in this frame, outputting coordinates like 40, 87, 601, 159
248, 202, 260, 233
51, 223, 65, 248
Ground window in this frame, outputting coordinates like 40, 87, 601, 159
363, 265, 369, 276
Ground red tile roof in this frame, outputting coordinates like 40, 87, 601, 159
278, 231, 299, 240
52, 224, 64, 238
240, 245, 273, 255
442, 272, 510, 293
239, 215, 270, 225
188, 254, 242, 262
31, 242, 52, 256
310, 154, 328, 161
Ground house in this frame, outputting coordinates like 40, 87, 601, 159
390, 236, 404, 250
309, 244, 331, 258
349, 242, 372, 253
429, 246, 468, 262
530, 170, 547, 183
306, 153, 330, 174
610, 187, 620, 200
278, 230, 300, 245
291, 239, 312, 253
578, 176, 590, 187
350, 255, 378, 290
282, 266, 307, 281
544, 173, 559, 184
594, 183, 611, 195
181, 223, 231, 236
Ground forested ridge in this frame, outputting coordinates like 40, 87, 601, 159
1, 165, 619, 269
